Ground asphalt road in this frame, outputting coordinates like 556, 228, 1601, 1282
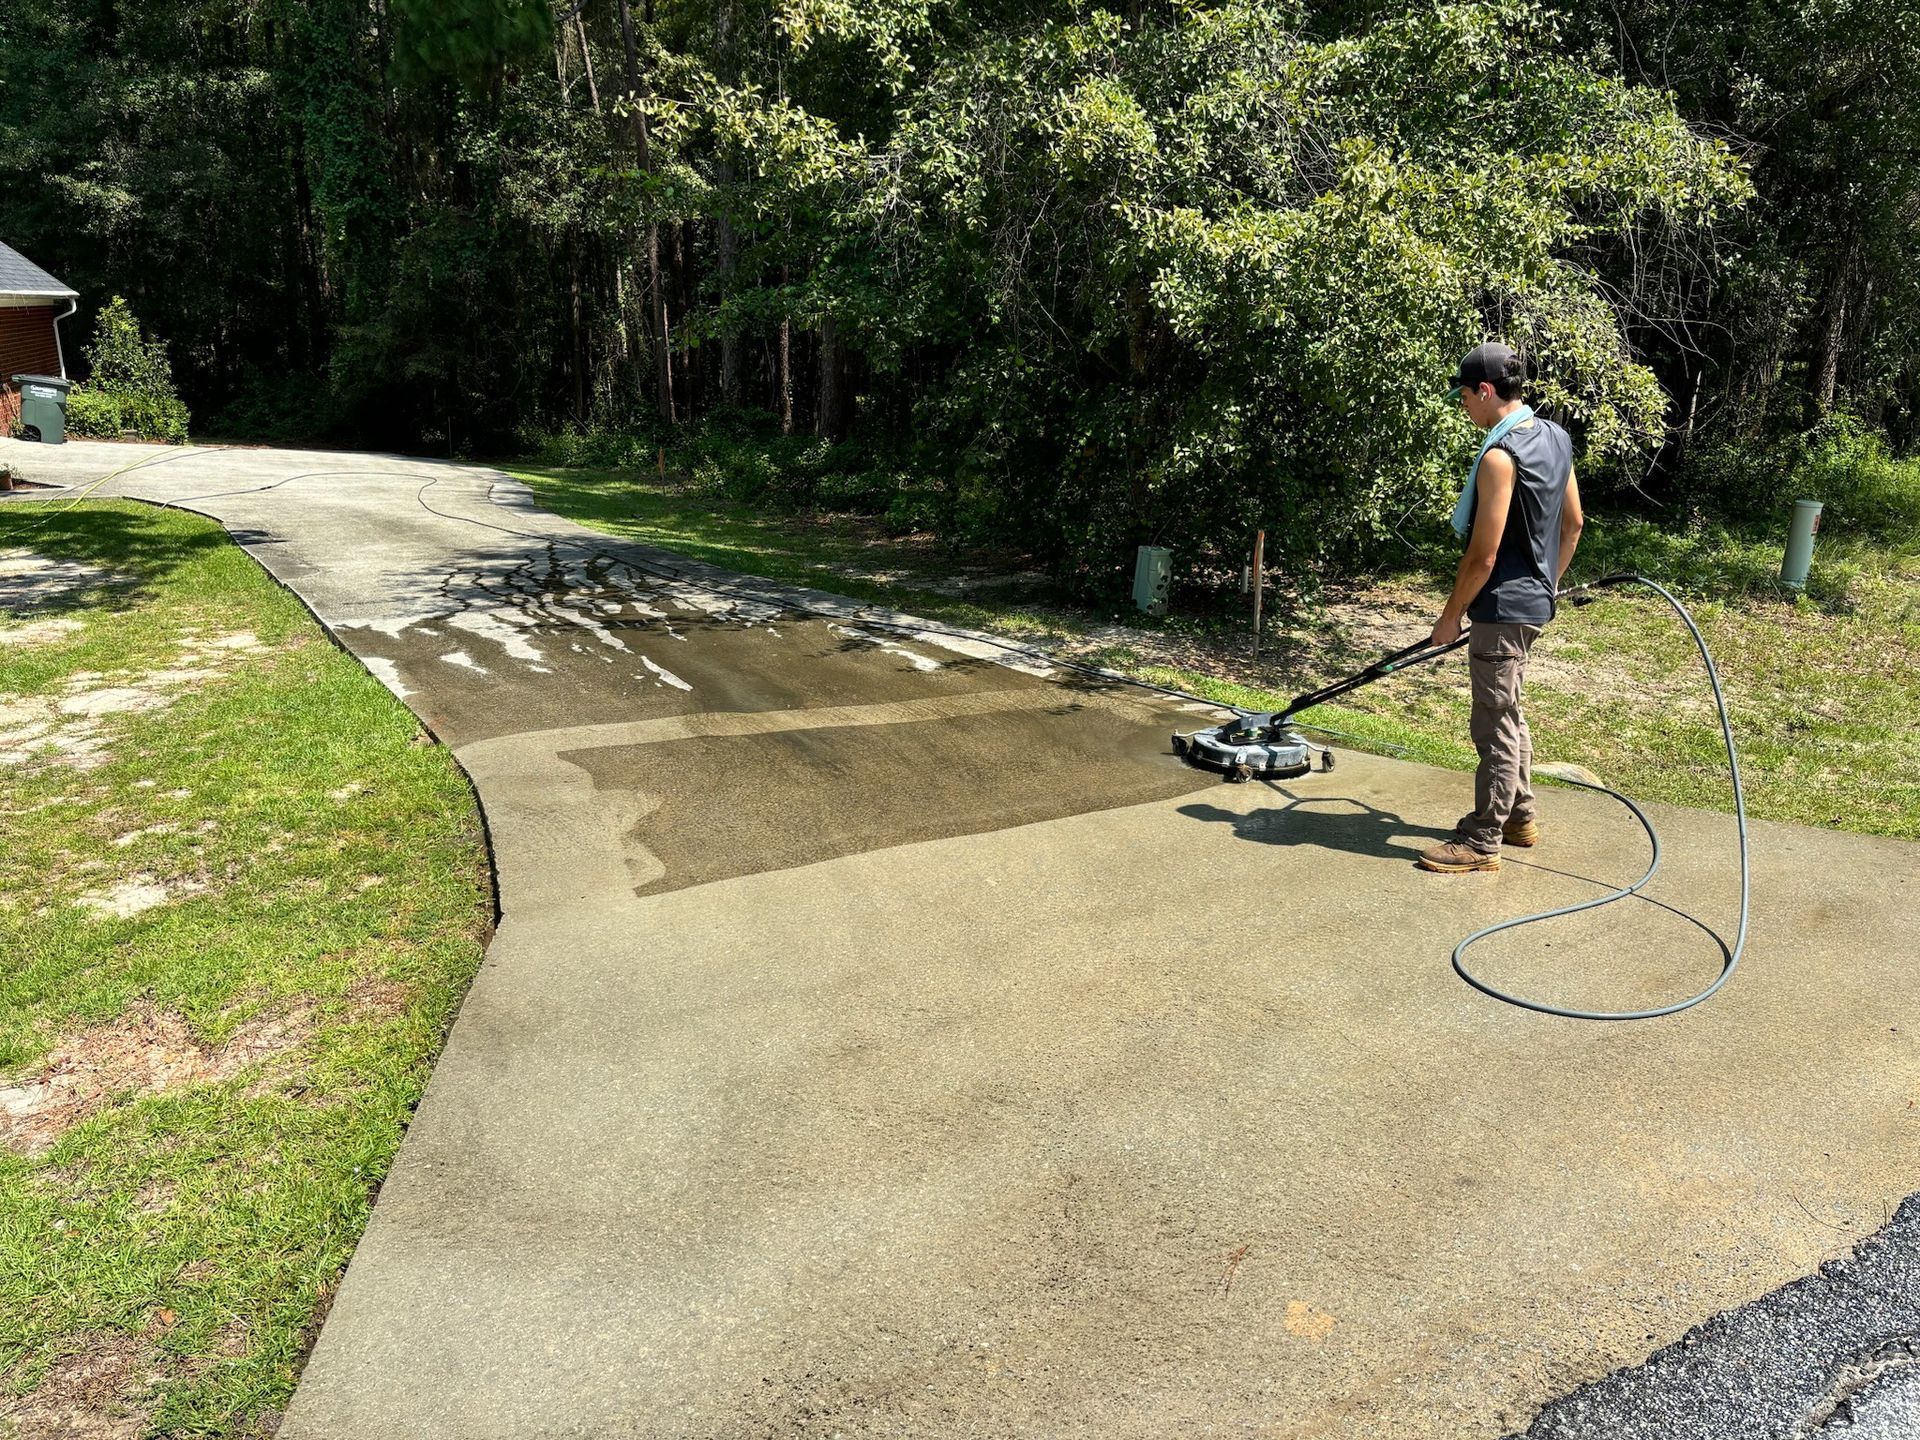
7, 439, 1918, 1439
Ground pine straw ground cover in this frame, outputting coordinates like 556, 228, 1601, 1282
0, 501, 490, 1438
515, 464, 1920, 841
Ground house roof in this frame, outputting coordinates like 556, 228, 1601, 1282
0, 242, 78, 299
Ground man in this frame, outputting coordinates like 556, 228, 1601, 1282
1417, 341, 1584, 874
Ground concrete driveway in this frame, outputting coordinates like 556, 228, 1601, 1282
6, 439, 1918, 1438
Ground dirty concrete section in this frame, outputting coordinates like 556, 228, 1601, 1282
6, 439, 1920, 1439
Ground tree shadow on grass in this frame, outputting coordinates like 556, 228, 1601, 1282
0, 502, 231, 620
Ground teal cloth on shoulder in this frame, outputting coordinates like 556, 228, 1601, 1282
1451, 403, 1535, 538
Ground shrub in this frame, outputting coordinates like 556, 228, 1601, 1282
529, 424, 660, 471
120, 393, 190, 442
1796, 415, 1920, 540
1679, 414, 1920, 542
85, 297, 180, 400
70, 297, 191, 442
65, 388, 190, 443
884, 486, 947, 536
64, 390, 120, 438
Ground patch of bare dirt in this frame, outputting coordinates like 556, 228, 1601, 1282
76, 873, 207, 920
180, 630, 266, 657
56, 687, 171, 719
0, 1000, 318, 1155
0, 629, 272, 772
133, 1177, 177, 1215
0, 549, 128, 614
0, 1333, 162, 1440
1044, 580, 1453, 695
0, 617, 84, 648
110, 824, 180, 849
345, 974, 413, 1019
1045, 575, 1683, 719
1314, 585, 1445, 664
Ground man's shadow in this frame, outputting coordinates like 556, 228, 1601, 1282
1177, 785, 1454, 863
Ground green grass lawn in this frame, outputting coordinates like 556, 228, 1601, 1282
513, 463, 1920, 841
507, 462, 1032, 618
0, 501, 490, 1437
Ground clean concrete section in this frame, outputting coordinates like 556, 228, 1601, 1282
6, 439, 1918, 1438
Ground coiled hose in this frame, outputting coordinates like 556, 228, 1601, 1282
1442, 574, 1750, 1020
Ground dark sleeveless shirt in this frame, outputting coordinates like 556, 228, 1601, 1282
1467, 415, 1573, 626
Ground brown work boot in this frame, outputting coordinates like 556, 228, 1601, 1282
1503, 817, 1540, 847
1417, 839, 1501, 873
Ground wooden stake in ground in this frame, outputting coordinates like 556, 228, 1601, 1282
1251, 529, 1265, 661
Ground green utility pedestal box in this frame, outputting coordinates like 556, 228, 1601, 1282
11, 374, 71, 444
1132, 545, 1172, 616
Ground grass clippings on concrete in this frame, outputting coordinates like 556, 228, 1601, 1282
513, 464, 1920, 840
0, 500, 491, 1438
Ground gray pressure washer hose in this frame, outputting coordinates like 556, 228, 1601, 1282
1442, 574, 1750, 1020
1134, 572, 1747, 1019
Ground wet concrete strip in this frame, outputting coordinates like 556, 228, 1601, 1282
458, 684, 1205, 910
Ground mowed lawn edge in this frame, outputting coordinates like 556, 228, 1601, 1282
0, 500, 492, 1438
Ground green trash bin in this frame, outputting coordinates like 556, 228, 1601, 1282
11, 374, 71, 444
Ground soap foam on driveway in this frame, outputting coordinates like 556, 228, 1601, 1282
7, 437, 1918, 1440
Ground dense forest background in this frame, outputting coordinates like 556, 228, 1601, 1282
5, 0, 1918, 586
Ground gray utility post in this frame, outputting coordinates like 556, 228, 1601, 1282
1132, 545, 1171, 616
1251, 529, 1265, 660
1781, 499, 1822, 589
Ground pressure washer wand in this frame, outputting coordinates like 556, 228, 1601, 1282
1276, 633, 1470, 723
1273, 574, 1647, 724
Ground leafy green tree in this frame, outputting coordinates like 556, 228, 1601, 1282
84, 297, 181, 401
813, 0, 1746, 574
13, 0, 1918, 581
1566, 0, 1920, 451
67, 296, 191, 441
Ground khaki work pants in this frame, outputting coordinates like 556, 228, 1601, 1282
1458, 621, 1542, 854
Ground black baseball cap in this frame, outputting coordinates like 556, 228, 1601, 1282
1449, 341, 1523, 395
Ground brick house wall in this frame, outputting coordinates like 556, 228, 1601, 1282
0, 305, 62, 432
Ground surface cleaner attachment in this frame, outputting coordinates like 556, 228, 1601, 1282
1172, 631, 1471, 783
1171, 713, 1330, 782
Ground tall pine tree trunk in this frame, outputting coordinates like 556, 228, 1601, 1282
714, 0, 741, 409
575, 12, 600, 112
570, 249, 587, 422
674, 220, 695, 419
1814, 226, 1859, 417
778, 265, 794, 435
617, 0, 674, 424
1816, 285, 1849, 416
815, 311, 842, 439
716, 165, 741, 407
